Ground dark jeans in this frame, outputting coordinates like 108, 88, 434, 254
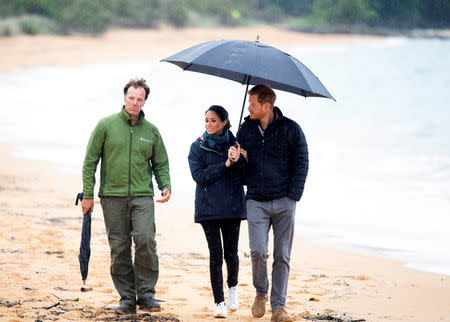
201, 219, 241, 304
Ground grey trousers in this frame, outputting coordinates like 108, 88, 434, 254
100, 197, 158, 305
247, 197, 296, 311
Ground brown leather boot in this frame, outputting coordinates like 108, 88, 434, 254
251, 294, 268, 318
270, 307, 293, 322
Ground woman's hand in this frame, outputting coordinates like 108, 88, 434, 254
229, 143, 240, 158
226, 143, 243, 167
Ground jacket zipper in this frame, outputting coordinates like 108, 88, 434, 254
200, 145, 223, 156
128, 126, 133, 196
258, 124, 265, 193
200, 146, 221, 195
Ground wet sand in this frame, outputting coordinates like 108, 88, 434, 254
1, 26, 449, 321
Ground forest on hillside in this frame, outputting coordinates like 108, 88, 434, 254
1, 0, 449, 36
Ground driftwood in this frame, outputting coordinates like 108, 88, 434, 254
0, 296, 180, 321
303, 312, 366, 322
93, 313, 180, 321
0, 298, 21, 308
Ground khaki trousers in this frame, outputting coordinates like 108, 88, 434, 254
101, 197, 158, 305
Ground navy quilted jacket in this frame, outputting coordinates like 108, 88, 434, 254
237, 107, 309, 202
188, 131, 246, 223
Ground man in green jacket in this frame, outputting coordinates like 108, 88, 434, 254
81, 78, 171, 315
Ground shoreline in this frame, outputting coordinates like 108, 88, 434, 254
1, 26, 450, 321
283, 24, 450, 39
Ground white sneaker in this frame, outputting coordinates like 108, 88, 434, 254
214, 301, 227, 318
227, 286, 239, 311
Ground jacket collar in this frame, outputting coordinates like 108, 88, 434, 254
120, 106, 145, 125
199, 130, 236, 147
244, 106, 283, 128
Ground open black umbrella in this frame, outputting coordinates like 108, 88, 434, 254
161, 38, 335, 127
75, 192, 92, 291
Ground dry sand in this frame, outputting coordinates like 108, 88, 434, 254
1, 26, 449, 321
0, 25, 382, 73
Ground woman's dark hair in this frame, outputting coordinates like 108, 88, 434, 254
205, 105, 231, 129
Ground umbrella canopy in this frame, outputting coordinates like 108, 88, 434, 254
75, 193, 91, 284
161, 39, 334, 126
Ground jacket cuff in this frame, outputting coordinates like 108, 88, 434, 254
230, 154, 246, 168
83, 192, 94, 199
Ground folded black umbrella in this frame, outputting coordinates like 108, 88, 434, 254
75, 192, 91, 290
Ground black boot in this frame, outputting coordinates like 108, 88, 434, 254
137, 297, 161, 312
114, 302, 136, 315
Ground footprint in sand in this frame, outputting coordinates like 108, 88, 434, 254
194, 286, 211, 291
354, 275, 370, 280
173, 298, 188, 302
302, 277, 319, 282
98, 288, 114, 294
193, 313, 210, 319
287, 301, 302, 306
313, 292, 327, 296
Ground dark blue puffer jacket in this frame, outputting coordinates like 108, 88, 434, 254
188, 131, 247, 223
236, 106, 309, 202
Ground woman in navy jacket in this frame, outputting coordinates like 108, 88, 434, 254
188, 105, 246, 318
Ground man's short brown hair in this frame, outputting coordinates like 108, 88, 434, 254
124, 78, 150, 100
248, 84, 276, 107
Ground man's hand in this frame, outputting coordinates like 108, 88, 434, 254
81, 198, 94, 216
229, 143, 248, 162
240, 147, 248, 162
156, 188, 171, 203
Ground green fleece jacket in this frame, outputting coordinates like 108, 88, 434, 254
82, 107, 171, 199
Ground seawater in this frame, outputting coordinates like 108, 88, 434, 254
1, 37, 449, 275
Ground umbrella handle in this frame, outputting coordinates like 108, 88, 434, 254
238, 76, 251, 130
75, 192, 84, 205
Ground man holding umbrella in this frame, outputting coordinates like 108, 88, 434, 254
234, 84, 308, 322
81, 78, 171, 315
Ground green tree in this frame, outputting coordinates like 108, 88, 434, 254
420, 0, 450, 27
0, 0, 74, 20
369, 0, 421, 26
329, 0, 377, 23
161, 0, 188, 27
309, 0, 338, 23
62, 0, 112, 34
263, 0, 314, 16
309, 0, 377, 24
111, 0, 160, 28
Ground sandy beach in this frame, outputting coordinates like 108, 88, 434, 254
1, 26, 449, 321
